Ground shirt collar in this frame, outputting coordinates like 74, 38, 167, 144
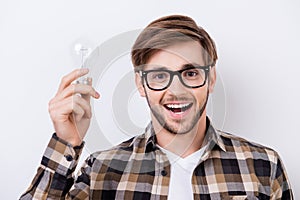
203, 117, 227, 152
143, 116, 227, 153
145, 122, 158, 153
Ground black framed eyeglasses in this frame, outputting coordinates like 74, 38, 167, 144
137, 65, 211, 91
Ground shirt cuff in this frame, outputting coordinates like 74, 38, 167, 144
41, 133, 85, 177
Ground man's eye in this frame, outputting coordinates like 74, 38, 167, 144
152, 73, 167, 80
156, 74, 166, 79
185, 70, 198, 77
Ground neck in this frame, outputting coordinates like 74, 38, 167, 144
154, 114, 207, 158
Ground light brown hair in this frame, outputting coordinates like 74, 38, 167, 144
131, 15, 218, 69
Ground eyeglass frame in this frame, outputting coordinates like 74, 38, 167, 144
135, 65, 212, 91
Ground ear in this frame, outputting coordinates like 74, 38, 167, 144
208, 66, 217, 93
135, 72, 146, 97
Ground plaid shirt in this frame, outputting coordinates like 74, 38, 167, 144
20, 118, 293, 199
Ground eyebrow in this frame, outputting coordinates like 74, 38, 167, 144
181, 63, 201, 70
145, 63, 202, 71
143, 65, 168, 71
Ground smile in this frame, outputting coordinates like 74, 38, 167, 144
164, 103, 193, 114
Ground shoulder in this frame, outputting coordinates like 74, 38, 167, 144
212, 130, 293, 196
217, 130, 280, 163
88, 133, 148, 162
82, 133, 149, 174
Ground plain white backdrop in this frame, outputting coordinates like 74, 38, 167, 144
0, 0, 299, 198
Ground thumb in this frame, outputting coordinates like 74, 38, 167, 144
82, 77, 93, 102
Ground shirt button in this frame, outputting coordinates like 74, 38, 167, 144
161, 169, 167, 176
65, 154, 73, 161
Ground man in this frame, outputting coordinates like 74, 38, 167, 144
20, 15, 293, 199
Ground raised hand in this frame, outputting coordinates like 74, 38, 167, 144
48, 68, 100, 146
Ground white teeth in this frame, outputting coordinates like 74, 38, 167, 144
166, 103, 190, 109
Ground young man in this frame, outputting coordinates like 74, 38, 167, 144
20, 15, 293, 199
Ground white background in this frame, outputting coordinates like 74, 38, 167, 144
0, 0, 299, 199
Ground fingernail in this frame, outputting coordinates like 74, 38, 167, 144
95, 91, 100, 98
81, 68, 89, 73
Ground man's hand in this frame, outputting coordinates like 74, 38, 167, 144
48, 68, 100, 146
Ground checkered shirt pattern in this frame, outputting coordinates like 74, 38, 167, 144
20, 118, 293, 199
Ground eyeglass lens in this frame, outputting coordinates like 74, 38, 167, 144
146, 67, 207, 90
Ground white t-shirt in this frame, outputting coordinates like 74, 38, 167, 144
158, 145, 206, 200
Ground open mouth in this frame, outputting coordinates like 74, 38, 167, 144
164, 103, 193, 114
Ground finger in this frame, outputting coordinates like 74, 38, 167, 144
81, 77, 98, 102
49, 95, 91, 121
73, 94, 92, 119
56, 68, 89, 95
54, 82, 100, 103
72, 100, 85, 122
49, 96, 74, 121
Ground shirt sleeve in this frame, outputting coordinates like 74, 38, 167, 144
271, 152, 294, 200
19, 133, 92, 200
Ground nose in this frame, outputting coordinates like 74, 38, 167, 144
167, 74, 186, 95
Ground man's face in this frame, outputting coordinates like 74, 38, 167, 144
136, 41, 216, 134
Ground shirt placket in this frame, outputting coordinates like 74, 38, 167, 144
150, 149, 170, 200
